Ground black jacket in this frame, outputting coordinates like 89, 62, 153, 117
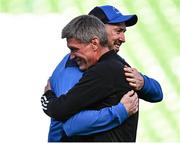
43, 50, 139, 142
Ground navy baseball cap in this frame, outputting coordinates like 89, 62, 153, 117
88, 5, 138, 26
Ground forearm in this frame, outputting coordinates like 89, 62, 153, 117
41, 84, 112, 122
139, 75, 163, 102
41, 90, 80, 122
41, 90, 59, 118
63, 103, 128, 136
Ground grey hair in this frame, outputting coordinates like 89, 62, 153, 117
61, 15, 108, 47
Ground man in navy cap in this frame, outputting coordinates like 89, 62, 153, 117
42, 5, 163, 142
89, 5, 137, 52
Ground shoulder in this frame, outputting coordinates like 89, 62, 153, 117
60, 53, 71, 64
98, 56, 125, 71
50, 53, 70, 78
88, 57, 124, 78
53, 53, 70, 70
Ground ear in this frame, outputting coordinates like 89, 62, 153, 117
91, 36, 100, 51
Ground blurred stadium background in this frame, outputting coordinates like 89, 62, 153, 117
0, 0, 179, 142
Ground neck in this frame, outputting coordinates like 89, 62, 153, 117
97, 46, 110, 61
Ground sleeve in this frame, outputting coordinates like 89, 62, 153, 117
49, 54, 70, 93
62, 103, 128, 136
41, 69, 114, 122
138, 74, 163, 102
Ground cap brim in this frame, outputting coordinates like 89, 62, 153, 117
108, 15, 138, 27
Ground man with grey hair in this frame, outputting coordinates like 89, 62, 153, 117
42, 5, 163, 142
41, 14, 139, 141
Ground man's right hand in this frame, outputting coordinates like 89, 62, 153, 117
44, 79, 51, 93
120, 90, 139, 116
124, 65, 144, 91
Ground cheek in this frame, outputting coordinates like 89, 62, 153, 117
112, 34, 119, 40
108, 34, 116, 43
84, 48, 93, 58
74, 52, 84, 58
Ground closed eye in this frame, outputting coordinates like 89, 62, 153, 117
69, 46, 79, 53
116, 29, 126, 34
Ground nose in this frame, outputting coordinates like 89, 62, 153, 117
119, 32, 125, 43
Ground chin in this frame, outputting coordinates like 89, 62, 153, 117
114, 48, 119, 53
79, 66, 87, 71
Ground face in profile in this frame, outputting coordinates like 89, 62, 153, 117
105, 22, 126, 52
67, 38, 96, 71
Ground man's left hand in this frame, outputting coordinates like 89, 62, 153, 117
124, 66, 144, 91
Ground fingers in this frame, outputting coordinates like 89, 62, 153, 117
44, 79, 51, 93
132, 92, 138, 103
124, 72, 134, 78
126, 77, 137, 89
128, 98, 138, 115
124, 65, 128, 68
124, 67, 136, 73
132, 92, 139, 113
124, 67, 144, 91
126, 77, 136, 83
120, 91, 139, 116
133, 93, 139, 113
124, 67, 137, 78
124, 90, 135, 97
129, 92, 138, 104
124, 67, 136, 80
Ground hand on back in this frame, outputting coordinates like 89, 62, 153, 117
124, 65, 144, 91
120, 90, 139, 116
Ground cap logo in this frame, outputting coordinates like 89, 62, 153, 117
113, 7, 120, 14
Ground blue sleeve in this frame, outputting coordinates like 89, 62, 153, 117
49, 54, 70, 94
139, 74, 163, 102
63, 103, 128, 136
